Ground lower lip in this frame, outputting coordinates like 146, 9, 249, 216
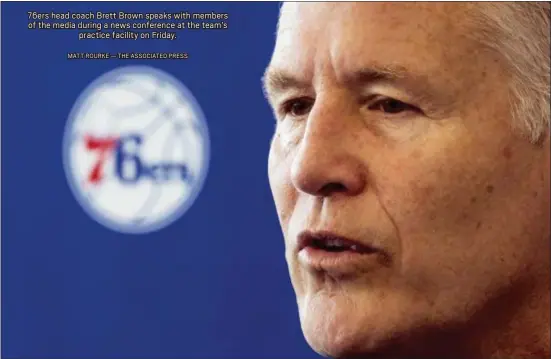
298, 246, 381, 276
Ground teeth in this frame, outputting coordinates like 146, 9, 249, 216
312, 237, 365, 251
326, 238, 346, 248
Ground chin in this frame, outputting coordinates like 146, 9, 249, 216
295, 284, 443, 359
297, 290, 393, 358
301, 317, 370, 358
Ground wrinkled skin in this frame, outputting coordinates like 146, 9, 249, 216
264, 3, 550, 358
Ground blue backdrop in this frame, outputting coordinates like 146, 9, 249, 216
2, 2, 320, 358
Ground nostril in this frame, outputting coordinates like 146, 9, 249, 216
319, 182, 347, 196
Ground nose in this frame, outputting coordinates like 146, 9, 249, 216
290, 102, 366, 197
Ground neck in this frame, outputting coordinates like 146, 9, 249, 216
470, 274, 550, 359
362, 272, 550, 359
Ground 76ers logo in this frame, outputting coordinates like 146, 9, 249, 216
84, 135, 191, 184
63, 66, 210, 234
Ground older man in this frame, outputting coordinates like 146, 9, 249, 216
263, 3, 550, 359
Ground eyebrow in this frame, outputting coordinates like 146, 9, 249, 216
261, 67, 309, 100
262, 64, 438, 102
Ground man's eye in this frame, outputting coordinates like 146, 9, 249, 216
281, 98, 313, 117
368, 98, 418, 114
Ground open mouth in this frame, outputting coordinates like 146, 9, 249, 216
300, 231, 377, 254
297, 230, 387, 275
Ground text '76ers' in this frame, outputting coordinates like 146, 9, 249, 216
85, 134, 191, 185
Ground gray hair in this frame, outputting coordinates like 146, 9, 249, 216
469, 2, 550, 143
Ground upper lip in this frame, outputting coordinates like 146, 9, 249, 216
297, 230, 379, 254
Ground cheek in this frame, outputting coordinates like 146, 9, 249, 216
373, 118, 514, 241
376, 152, 481, 238
371, 129, 543, 310
269, 137, 309, 297
268, 136, 297, 232
372, 140, 507, 288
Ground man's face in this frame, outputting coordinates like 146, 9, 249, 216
265, 3, 550, 358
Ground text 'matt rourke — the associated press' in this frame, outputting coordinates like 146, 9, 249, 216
67, 52, 190, 60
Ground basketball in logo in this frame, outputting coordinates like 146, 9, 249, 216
62, 66, 210, 234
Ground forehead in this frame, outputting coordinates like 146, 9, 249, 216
271, 2, 480, 85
